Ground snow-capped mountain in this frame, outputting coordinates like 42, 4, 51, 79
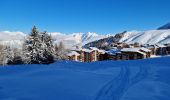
50, 32, 109, 49
119, 30, 170, 44
85, 29, 170, 48
0, 31, 108, 49
1, 23, 170, 49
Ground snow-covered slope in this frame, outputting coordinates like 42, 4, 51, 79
119, 30, 170, 44
50, 32, 108, 49
1, 28, 170, 49
0, 31, 107, 49
0, 57, 170, 100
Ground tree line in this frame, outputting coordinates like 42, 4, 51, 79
0, 26, 67, 66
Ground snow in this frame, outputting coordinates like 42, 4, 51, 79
156, 44, 166, 48
106, 49, 120, 55
1, 57, 170, 100
67, 51, 80, 56
89, 47, 99, 51
50, 32, 109, 49
98, 50, 105, 54
121, 48, 147, 55
1, 29, 170, 49
82, 49, 92, 53
121, 30, 170, 44
139, 47, 151, 52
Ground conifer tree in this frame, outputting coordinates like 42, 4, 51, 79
23, 26, 54, 64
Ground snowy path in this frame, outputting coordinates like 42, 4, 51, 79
95, 65, 148, 100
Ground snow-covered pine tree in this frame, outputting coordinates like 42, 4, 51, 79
40, 31, 54, 64
23, 26, 54, 64
24, 26, 41, 64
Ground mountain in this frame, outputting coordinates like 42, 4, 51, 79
84, 30, 170, 48
120, 30, 170, 44
50, 32, 109, 49
1, 25, 170, 49
158, 23, 170, 30
0, 31, 108, 49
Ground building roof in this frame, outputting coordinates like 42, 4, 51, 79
121, 48, 140, 52
98, 50, 106, 54
67, 51, 80, 56
82, 49, 93, 53
89, 47, 99, 51
139, 47, 151, 52
121, 48, 146, 55
156, 44, 166, 48
106, 49, 121, 55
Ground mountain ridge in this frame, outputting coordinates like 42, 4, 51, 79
1, 23, 170, 49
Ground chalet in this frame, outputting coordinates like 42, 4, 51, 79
105, 48, 121, 60
70, 47, 102, 62
97, 49, 106, 61
113, 42, 130, 50
67, 51, 80, 61
121, 48, 147, 60
145, 45, 159, 55
165, 44, 170, 54
72, 49, 85, 62
89, 47, 99, 61
82, 49, 93, 62
98, 52, 108, 61
156, 44, 167, 55
138, 47, 151, 58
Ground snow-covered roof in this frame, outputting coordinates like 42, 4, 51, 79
146, 45, 159, 49
67, 51, 80, 56
139, 47, 151, 52
121, 48, 146, 55
89, 47, 99, 51
121, 48, 140, 52
156, 44, 166, 48
106, 49, 120, 55
82, 49, 92, 53
98, 50, 106, 54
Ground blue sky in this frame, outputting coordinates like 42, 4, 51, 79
0, 0, 170, 34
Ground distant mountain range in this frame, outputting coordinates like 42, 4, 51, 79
84, 30, 170, 48
50, 32, 109, 48
0, 23, 170, 49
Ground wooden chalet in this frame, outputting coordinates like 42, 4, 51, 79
155, 44, 168, 55
67, 51, 80, 61
121, 48, 147, 60
165, 44, 170, 54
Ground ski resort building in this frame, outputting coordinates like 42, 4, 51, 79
67, 51, 80, 61
67, 43, 170, 62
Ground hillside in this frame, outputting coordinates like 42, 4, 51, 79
84, 30, 170, 48
1, 23, 170, 49
0, 31, 108, 49
0, 57, 170, 100
50, 32, 109, 49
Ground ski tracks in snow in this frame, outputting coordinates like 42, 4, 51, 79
94, 65, 148, 100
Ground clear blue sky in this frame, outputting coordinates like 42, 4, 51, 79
0, 0, 170, 34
